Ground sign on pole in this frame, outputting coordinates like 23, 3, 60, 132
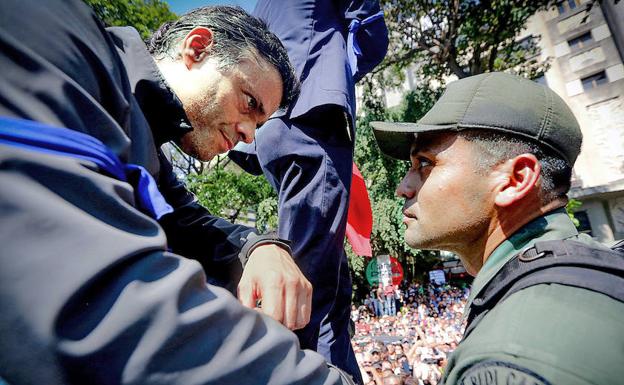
366, 255, 404, 286
429, 269, 446, 285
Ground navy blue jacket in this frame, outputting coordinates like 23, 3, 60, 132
230, 0, 388, 174
255, 0, 388, 122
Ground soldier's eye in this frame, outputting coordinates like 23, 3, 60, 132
415, 156, 432, 170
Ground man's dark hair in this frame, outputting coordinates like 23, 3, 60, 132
458, 129, 573, 204
148, 6, 298, 109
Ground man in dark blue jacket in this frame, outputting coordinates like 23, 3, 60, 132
230, 1, 388, 382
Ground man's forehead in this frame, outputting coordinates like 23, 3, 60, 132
410, 131, 457, 154
236, 56, 282, 113
238, 52, 274, 75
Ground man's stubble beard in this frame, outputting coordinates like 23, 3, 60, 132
180, 95, 221, 162
405, 174, 493, 256
403, 210, 490, 258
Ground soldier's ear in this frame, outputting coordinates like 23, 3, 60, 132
181, 27, 214, 69
493, 154, 541, 207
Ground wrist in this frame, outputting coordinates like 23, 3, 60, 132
238, 232, 293, 266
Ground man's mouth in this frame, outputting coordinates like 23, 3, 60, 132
402, 211, 417, 223
220, 129, 234, 151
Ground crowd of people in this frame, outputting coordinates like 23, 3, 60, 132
3, 0, 621, 381
350, 282, 469, 385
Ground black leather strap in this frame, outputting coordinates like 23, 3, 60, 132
238, 232, 293, 266
464, 239, 624, 339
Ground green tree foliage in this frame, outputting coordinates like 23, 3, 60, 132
185, 164, 278, 232
348, 83, 443, 295
83, 0, 177, 40
378, 0, 557, 81
566, 198, 583, 227
351, 2, 559, 294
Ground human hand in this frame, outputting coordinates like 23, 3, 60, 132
237, 244, 312, 330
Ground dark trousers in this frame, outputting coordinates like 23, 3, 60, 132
252, 109, 362, 383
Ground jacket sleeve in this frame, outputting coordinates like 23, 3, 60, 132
156, 151, 257, 281
0, 145, 354, 385
339, 0, 389, 82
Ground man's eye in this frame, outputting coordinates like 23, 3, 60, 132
418, 158, 432, 169
245, 94, 258, 111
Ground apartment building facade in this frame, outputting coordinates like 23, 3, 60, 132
524, 0, 624, 243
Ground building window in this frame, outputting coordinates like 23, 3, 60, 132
581, 71, 608, 91
517, 35, 539, 58
568, 31, 593, 50
518, 35, 533, 49
557, 12, 590, 34
574, 210, 593, 236
558, 0, 581, 15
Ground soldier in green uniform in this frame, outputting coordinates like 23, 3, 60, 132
371, 72, 624, 385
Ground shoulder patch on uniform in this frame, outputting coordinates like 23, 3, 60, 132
458, 360, 551, 385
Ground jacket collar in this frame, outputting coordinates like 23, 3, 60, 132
108, 27, 192, 146
466, 208, 578, 309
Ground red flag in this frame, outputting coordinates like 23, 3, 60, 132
346, 162, 373, 256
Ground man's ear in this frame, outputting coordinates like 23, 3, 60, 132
181, 27, 214, 69
494, 154, 541, 207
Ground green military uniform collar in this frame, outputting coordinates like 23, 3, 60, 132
465, 208, 578, 313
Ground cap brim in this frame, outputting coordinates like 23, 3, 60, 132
371, 121, 456, 160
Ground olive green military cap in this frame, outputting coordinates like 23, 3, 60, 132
371, 72, 582, 166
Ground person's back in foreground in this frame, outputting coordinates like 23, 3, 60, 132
0, 0, 355, 383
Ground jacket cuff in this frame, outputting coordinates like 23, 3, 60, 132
238, 232, 293, 266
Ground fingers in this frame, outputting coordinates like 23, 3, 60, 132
294, 279, 312, 329
255, 273, 311, 330
284, 278, 298, 329
283, 274, 312, 330
237, 272, 258, 310
257, 273, 285, 325
261, 275, 311, 330
238, 244, 313, 330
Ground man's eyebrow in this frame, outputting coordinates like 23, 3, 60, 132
411, 135, 439, 155
411, 143, 429, 156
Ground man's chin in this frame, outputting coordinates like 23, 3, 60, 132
178, 143, 215, 162
178, 135, 216, 162
185, 149, 212, 162
404, 232, 442, 252
195, 153, 216, 162
404, 235, 429, 250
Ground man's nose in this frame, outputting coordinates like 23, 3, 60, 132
395, 171, 418, 199
235, 119, 256, 144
